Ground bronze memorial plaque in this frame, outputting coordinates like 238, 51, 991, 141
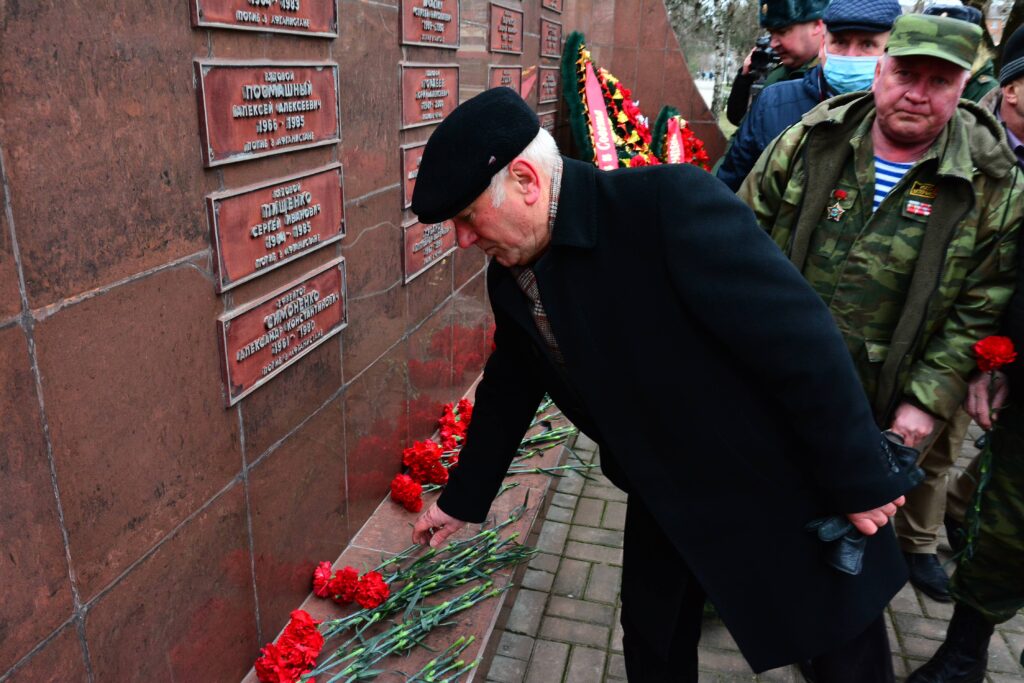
538, 110, 557, 132
218, 257, 347, 406
489, 4, 524, 55
190, 0, 339, 37
402, 219, 457, 283
540, 18, 563, 58
488, 65, 523, 91
401, 0, 460, 48
400, 64, 460, 129
207, 163, 345, 292
541, 0, 563, 13
401, 143, 427, 209
538, 66, 560, 103
194, 60, 340, 167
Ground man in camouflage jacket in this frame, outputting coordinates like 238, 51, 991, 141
739, 14, 1024, 603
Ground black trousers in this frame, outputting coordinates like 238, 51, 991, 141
620, 498, 895, 683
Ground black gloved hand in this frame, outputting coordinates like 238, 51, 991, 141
806, 432, 925, 575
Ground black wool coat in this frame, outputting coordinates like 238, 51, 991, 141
437, 157, 910, 672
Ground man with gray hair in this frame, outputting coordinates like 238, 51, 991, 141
407, 86, 919, 682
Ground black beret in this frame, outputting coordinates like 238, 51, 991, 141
1001, 25, 1024, 86
411, 87, 540, 224
923, 4, 983, 26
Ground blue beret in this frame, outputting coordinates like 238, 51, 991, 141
923, 4, 983, 26
824, 0, 901, 33
760, 0, 830, 29
412, 87, 540, 224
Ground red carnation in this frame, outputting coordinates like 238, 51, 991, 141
254, 610, 323, 683
456, 398, 473, 426
974, 335, 1017, 372
402, 440, 448, 484
355, 571, 390, 609
390, 473, 424, 513
312, 561, 333, 598
832, 189, 848, 200
329, 566, 360, 604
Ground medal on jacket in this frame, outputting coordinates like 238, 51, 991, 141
826, 189, 847, 222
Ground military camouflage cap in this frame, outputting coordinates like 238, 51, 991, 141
760, 0, 829, 29
885, 14, 981, 70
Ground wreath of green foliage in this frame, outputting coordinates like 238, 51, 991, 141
560, 31, 595, 164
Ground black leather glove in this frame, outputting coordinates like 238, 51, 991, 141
806, 432, 925, 575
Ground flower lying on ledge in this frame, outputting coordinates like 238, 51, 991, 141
254, 609, 323, 683
311, 562, 389, 609
390, 473, 424, 513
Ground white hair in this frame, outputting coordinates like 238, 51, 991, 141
489, 127, 560, 208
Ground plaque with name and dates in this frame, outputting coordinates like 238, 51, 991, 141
488, 65, 523, 91
194, 60, 340, 167
206, 163, 345, 292
489, 4, 524, 55
400, 64, 460, 129
538, 66, 560, 103
540, 18, 563, 58
218, 257, 347, 405
541, 0, 563, 13
401, 0, 460, 48
402, 219, 456, 283
539, 110, 557, 132
401, 143, 426, 209
190, 0, 338, 37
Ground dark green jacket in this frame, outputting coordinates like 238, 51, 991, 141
740, 92, 1023, 424
963, 59, 998, 103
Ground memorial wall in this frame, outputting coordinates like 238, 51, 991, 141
0, 0, 723, 679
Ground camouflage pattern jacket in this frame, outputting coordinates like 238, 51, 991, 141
739, 91, 1024, 425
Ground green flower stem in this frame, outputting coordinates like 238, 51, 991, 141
313, 583, 509, 682
404, 636, 477, 682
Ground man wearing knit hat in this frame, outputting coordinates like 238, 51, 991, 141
408, 87, 919, 683
741, 10, 1024, 611
718, 0, 902, 190
726, 0, 828, 126
908, 24, 1024, 682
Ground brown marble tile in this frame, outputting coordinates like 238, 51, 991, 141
0, 206, 21, 321
344, 342, 409, 529
589, 0, 617, 46
0, 2, 214, 308
85, 484, 258, 682
34, 265, 241, 601
407, 304, 455, 441
452, 275, 490, 388
249, 396, 348, 643
5, 623, 88, 683
405, 256, 453, 333
218, 146, 338, 198
640, 0, 672, 60
453, 243, 487, 291
343, 287, 406, 383
0, 325, 74, 673
609, 49, 640, 97
350, 491, 432, 555
209, 29, 332, 62
241, 337, 342, 462
633, 48, 666, 109
336, 0, 403, 200
612, 0, 642, 47
341, 188, 405, 380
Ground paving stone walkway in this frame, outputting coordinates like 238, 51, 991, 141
481, 430, 1024, 683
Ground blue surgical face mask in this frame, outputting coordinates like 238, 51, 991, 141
823, 51, 880, 94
